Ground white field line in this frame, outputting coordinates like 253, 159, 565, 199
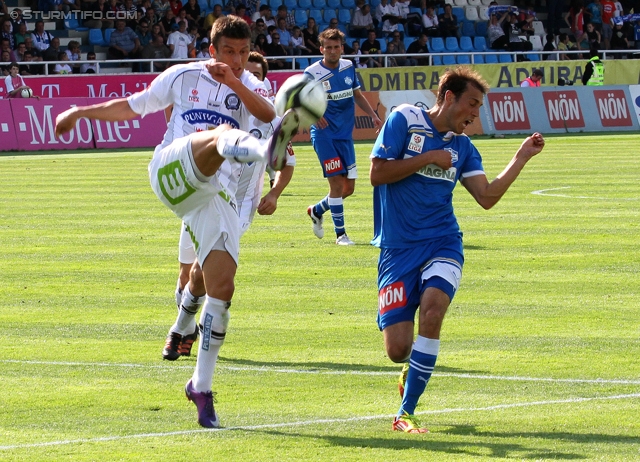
1, 393, 639, 451
1, 359, 640, 385
531, 186, 638, 200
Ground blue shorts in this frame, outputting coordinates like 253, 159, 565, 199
311, 137, 357, 179
376, 234, 464, 331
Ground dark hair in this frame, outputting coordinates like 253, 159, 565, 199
247, 50, 268, 80
210, 15, 251, 48
9, 61, 19, 69
436, 66, 490, 105
532, 69, 543, 77
318, 28, 344, 45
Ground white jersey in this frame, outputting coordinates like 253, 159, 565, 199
127, 60, 272, 151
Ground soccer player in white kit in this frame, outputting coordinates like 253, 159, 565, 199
165, 52, 296, 361
55, 16, 301, 428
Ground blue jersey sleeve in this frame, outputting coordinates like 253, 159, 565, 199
371, 110, 408, 161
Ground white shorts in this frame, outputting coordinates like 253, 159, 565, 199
149, 136, 240, 265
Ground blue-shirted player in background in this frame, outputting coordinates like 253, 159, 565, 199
304, 28, 383, 245
370, 67, 546, 433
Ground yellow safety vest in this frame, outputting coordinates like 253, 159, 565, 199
587, 57, 604, 86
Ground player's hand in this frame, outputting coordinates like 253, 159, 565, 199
314, 116, 328, 129
206, 61, 238, 86
55, 107, 78, 137
372, 115, 383, 133
425, 149, 453, 170
518, 132, 545, 160
257, 191, 277, 215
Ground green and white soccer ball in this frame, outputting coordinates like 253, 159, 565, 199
275, 73, 327, 129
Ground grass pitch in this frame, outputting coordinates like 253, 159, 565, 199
0, 134, 639, 461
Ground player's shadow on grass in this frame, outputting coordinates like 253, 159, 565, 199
247, 429, 584, 459
218, 356, 481, 374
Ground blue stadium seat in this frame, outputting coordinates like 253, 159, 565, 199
295, 9, 308, 24
104, 28, 115, 45
298, 0, 312, 6
297, 57, 310, 69
312, 0, 326, 7
338, 8, 351, 24
452, 7, 464, 22
308, 9, 323, 23
323, 8, 337, 23
429, 37, 445, 53
473, 35, 487, 51
526, 53, 541, 61
475, 20, 487, 37
284, 0, 296, 8
461, 20, 475, 37
443, 54, 456, 65
445, 36, 460, 52
64, 18, 88, 31
327, 0, 340, 6
404, 36, 413, 50
456, 54, 471, 64
473, 53, 484, 63
498, 53, 513, 63
197, 0, 210, 14
369, 0, 380, 7
88, 28, 106, 46
342, 0, 355, 7
269, 0, 282, 7
432, 54, 442, 65
484, 53, 498, 63
459, 35, 473, 52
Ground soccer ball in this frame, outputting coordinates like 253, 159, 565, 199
275, 73, 327, 129
21, 88, 33, 98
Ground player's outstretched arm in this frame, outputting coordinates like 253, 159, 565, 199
257, 164, 294, 215
55, 99, 139, 137
370, 149, 452, 186
462, 132, 545, 210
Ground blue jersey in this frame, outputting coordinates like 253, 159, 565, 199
371, 104, 485, 248
304, 58, 360, 140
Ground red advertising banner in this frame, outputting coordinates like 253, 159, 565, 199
486, 92, 531, 131
0, 99, 19, 151
542, 90, 585, 129
593, 89, 633, 127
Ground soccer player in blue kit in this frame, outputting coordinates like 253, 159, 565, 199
370, 67, 546, 433
305, 28, 383, 245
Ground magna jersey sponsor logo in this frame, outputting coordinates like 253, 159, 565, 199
379, 282, 406, 315
181, 109, 240, 128
323, 156, 342, 174
328, 89, 353, 101
417, 165, 457, 182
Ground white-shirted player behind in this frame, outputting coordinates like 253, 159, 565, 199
54, 16, 301, 428
165, 52, 296, 361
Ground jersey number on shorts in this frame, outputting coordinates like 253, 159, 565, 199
157, 160, 196, 205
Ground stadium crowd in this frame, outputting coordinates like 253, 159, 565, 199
2, 0, 640, 76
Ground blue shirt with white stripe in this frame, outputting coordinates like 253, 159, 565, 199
371, 104, 485, 248
304, 58, 360, 140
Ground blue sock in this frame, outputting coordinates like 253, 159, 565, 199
398, 336, 439, 416
313, 195, 330, 217
327, 196, 345, 236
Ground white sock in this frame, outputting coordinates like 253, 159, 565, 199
217, 129, 266, 163
192, 296, 231, 392
171, 284, 203, 335
175, 279, 183, 310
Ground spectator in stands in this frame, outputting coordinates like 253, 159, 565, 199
388, 31, 416, 66
504, 12, 534, 53
303, 17, 321, 55
265, 31, 291, 69
203, 4, 224, 30
167, 20, 194, 59
324, 18, 340, 32
557, 32, 578, 59
290, 26, 309, 55
601, 0, 615, 49
20, 51, 43, 75
160, 9, 177, 35
152, 0, 172, 18
13, 42, 26, 65
54, 51, 73, 74
0, 0, 6, 18
251, 5, 274, 28
253, 33, 267, 55
13, 23, 30, 48
421, 5, 439, 37
42, 36, 61, 62
233, 5, 252, 26
85, 0, 114, 29
564, 0, 586, 48
360, 29, 383, 67
1, 38, 15, 63
635, 19, 640, 50
488, 11, 509, 50
438, 3, 459, 38
583, 21, 601, 49
144, 7, 161, 28
65, 40, 81, 73
252, 18, 267, 42
1, 20, 15, 51
542, 33, 558, 60
375, 0, 389, 30
385, 41, 399, 66
275, 5, 296, 32
520, 68, 543, 86
174, 8, 195, 29
609, 22, 628, 56
275, 17, 293, 55
4, 62, 39, 98
196, 39, 210, 58
30, 21, 54, 53
351, 3, 375, 39
584, 0, 603, 34
108, 19, 142, 60
49, 0, 80, 14
151, 23, 166, 41
169, 0, 182, 16
80, 51, 99, 73
1, 51, 12, 75
137, 19, 153, 47
141, 32, 171, 70
120, 0, 142, 29
406, 32, 428, 65
23, 37, 42, 61
183, 0, 201, 26
351, 40, 366, 67
245, 0, 260, 17
381, 0, 404, 37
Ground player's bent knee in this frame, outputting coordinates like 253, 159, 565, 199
386, 343, 412, 363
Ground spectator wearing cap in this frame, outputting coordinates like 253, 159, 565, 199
351, 4, 375, 39
520, 69, 543, 87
